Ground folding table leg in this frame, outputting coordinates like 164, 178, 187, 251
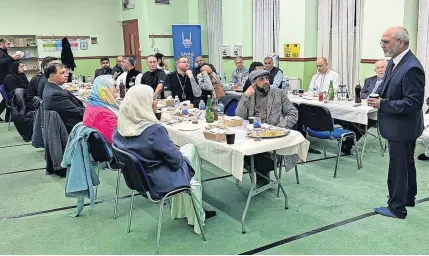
241, 156, 256, 234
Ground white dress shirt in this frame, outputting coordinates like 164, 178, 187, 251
392, 48, 410, 70
308, 69, 340, 93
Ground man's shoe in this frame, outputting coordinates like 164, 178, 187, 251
374, 206, 405, 219
341, 145, 352, 155
204, 210, 216, 219
308, 147, 322, 154
417, 153, 429, 161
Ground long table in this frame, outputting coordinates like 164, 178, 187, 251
164, 119, 309, 233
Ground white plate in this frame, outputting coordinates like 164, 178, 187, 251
176, 123, 201, 131
157, 104, 166, 108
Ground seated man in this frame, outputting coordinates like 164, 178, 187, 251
94, 57, 113, 79
139, 55, 166, 98
229, 56, 249, 91
361, 59, 388, 99
308, 57, 340, 94
192, 55, 217, 77
43, 63, 84, 133
197, 65, 225, 102
116, 57, 142, 89
164, 56, 202, 106
112, 56, 124, 80
236, 69, 298, 186
264, 56, 283, 88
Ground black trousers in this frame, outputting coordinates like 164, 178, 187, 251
387, 140, 417, 218
244, 153, 274, 175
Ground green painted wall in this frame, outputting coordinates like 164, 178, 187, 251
403, 0, 418, 53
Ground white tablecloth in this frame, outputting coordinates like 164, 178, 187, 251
288, 95, 378, 125
164, 120, 310, 181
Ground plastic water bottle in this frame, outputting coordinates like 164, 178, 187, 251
223, 72, 227, 84
218, 102, 224, 117
199, 100, 206, 110
253, 116, 262, 141
283, 79, 290, 94
173, 96, 180, 113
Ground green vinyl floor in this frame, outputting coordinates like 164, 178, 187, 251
0, 120, 428, 255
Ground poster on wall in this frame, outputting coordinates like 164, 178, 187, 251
80, 39, 88, 50
172, 24, 202, 70
42, 40, 56, 52
284, 44, 300, 58
55, 39, 62, 51
69, 39, 79, 51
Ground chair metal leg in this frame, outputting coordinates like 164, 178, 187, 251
241, 156, 256, 234
321, 139, 327, 158
8, 115, 11, 131
295, 165, 300, 184
353, 135, 361, 169
95, 162, 100, 198
333, 140, 342, 178
127, 190, 135, 233
113, 169, 121, 220
236, 179, 240, 186
189, 190, 206, 241
276, 156, 284, 197
156, 198, 166, 254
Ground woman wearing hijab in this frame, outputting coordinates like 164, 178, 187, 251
83, 75, 119, 144
4, 61, 29, 96
113, 84, 215, 234
3, 61, 29, 121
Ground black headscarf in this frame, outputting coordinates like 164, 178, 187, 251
9, 62, 29, 86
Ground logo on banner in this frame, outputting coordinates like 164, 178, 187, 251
182, 32, 192, 48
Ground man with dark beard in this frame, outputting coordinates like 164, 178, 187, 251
94, 57, 113, 79
236, 69, 298, 186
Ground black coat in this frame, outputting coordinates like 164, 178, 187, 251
37, 76, 48, 97
61, 37, 76, 71
43, 82, 84, 133
0, 48, 14, 84
10, 88, 34, 141
27, 72, 43, 108
3, 62, 29, 97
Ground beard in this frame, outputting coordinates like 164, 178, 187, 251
384, 43, 400, 57
256, 84, 270, 95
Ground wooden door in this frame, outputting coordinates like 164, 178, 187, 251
122, 19, 141, 70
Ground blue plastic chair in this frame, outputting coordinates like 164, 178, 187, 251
298, 103, 361, 177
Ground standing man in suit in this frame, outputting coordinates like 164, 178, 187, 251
368, 26, 425, 219
361, 59, 388, 99
43, 63, 85, 133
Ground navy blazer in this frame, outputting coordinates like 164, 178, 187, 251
43, 82, 85, 133
361, 75, 378, 99
377, 50, 425, 141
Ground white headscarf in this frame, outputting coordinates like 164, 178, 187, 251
117, 84, 158, 137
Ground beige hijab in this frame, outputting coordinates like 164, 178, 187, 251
117, 84, 158, 137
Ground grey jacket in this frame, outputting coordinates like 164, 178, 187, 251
43, 109, 69, 170
235, 87, 298, 129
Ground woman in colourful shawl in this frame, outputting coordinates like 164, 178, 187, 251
83, 75, 119, 144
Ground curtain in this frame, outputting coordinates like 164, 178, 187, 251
417, 0, 429, 113
319, 0, 364, 97
317, 0, 332, 59
253, 0, 280, 62
206, 0, 223, 76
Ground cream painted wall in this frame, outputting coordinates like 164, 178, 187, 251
278, 0, 306, 57
120, 0, 208, 57
222, 0, 252, 56
361, 0, 406, 59
0, 0, 124, 58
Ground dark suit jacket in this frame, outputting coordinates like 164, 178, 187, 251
43, 82, 85, 133
94, 67, 113, 79
377, 50, 425, 141
361, 75, 378, 99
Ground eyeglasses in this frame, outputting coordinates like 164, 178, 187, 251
380, 39, 400, 46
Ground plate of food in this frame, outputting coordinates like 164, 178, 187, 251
65, 86, 78, 92
247, 129, 289, 139
175, 123, 201, 131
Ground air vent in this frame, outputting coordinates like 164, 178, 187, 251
155, 0, 170, 4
